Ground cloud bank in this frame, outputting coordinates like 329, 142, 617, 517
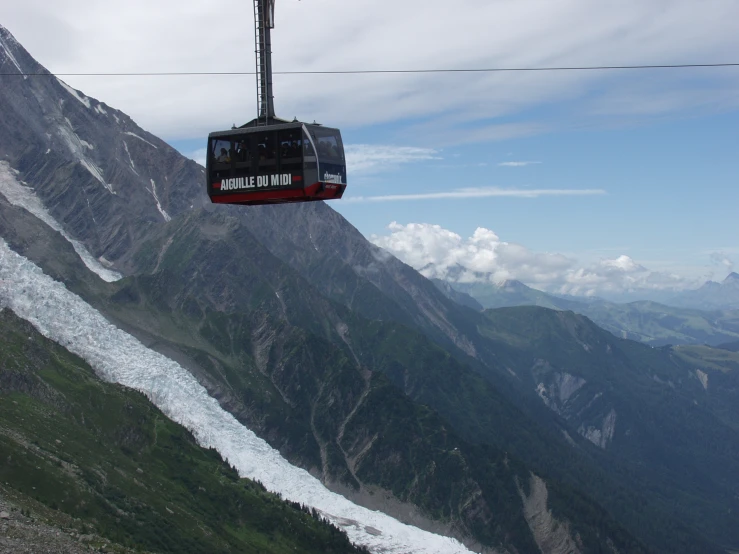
347, 187, 605, 203
371, 222, 700, 296
345, 144, 440, 174
710, 251, 735, 274
498, 161, 541, 167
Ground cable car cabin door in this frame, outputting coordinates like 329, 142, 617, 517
207, 123, 346, 206
304, 124, 347, 198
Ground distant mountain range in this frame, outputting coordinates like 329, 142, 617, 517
432, 276, 739, 347
2, 21, 739, 554
668, 272, 739, 310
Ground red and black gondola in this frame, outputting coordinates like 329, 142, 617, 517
206, 0, 346, 206
207, 119, 346, 206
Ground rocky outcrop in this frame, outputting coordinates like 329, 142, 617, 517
535, 371, 586, 415
517, 474, 582, 554
578, 409, 617, 450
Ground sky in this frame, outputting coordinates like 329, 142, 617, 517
2, 0, 738, 298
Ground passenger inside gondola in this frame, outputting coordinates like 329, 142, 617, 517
237, 140, 250, 162
257, 136, 274, 162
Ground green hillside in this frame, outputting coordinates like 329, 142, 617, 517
0, 309, 366, 554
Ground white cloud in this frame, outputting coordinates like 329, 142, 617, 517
2, 0, 738, 141
371, 222, 702, 295
346, 187, 605, 203
709, 251, 735, 274
345, 144, 440, 174
498, 161, 541, 167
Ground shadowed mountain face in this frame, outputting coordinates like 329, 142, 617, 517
2, 22, 739, 554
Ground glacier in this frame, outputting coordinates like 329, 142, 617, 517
0, 238, 473, 554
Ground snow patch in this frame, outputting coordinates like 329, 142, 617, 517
0, 33, 24, 76
695, 369, 708, 390
80, 159, 112, 193
94, 104, 108, 116
124, 132, 158, 149
0, 241, 472, 554
0, 163, 121, 282
149, 180, 171, 222
123, 142, 138, 175
56, 78, 91, 109
57, 122, 113, 194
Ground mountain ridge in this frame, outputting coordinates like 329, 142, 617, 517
432, 275, 739, 346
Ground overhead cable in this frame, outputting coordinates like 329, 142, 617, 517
2, 62, 739, 77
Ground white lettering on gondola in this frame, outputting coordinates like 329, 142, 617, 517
323, 172, 342, 184
220, 174, 293, 191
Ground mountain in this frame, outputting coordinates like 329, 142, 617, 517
435, 278, 584, 311
430, 278, 484, 311
1, 186, 652, 554
434, 276, 739, 347
2, 22, 739, 553
668, 272, 739, 311
577, 300, 739, 346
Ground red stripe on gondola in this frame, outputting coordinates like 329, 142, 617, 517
212, 182, 221, 189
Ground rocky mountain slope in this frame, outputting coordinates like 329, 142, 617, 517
2, 22, 739, 554
0, 24, 204, 272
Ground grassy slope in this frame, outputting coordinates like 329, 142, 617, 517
0, 309, 366, 554
674, 344, 739, 372
581, 301, 739, 346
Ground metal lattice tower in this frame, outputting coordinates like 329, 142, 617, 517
254, 0, 276, 124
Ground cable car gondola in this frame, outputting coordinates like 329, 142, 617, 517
206, 1, 347, 206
